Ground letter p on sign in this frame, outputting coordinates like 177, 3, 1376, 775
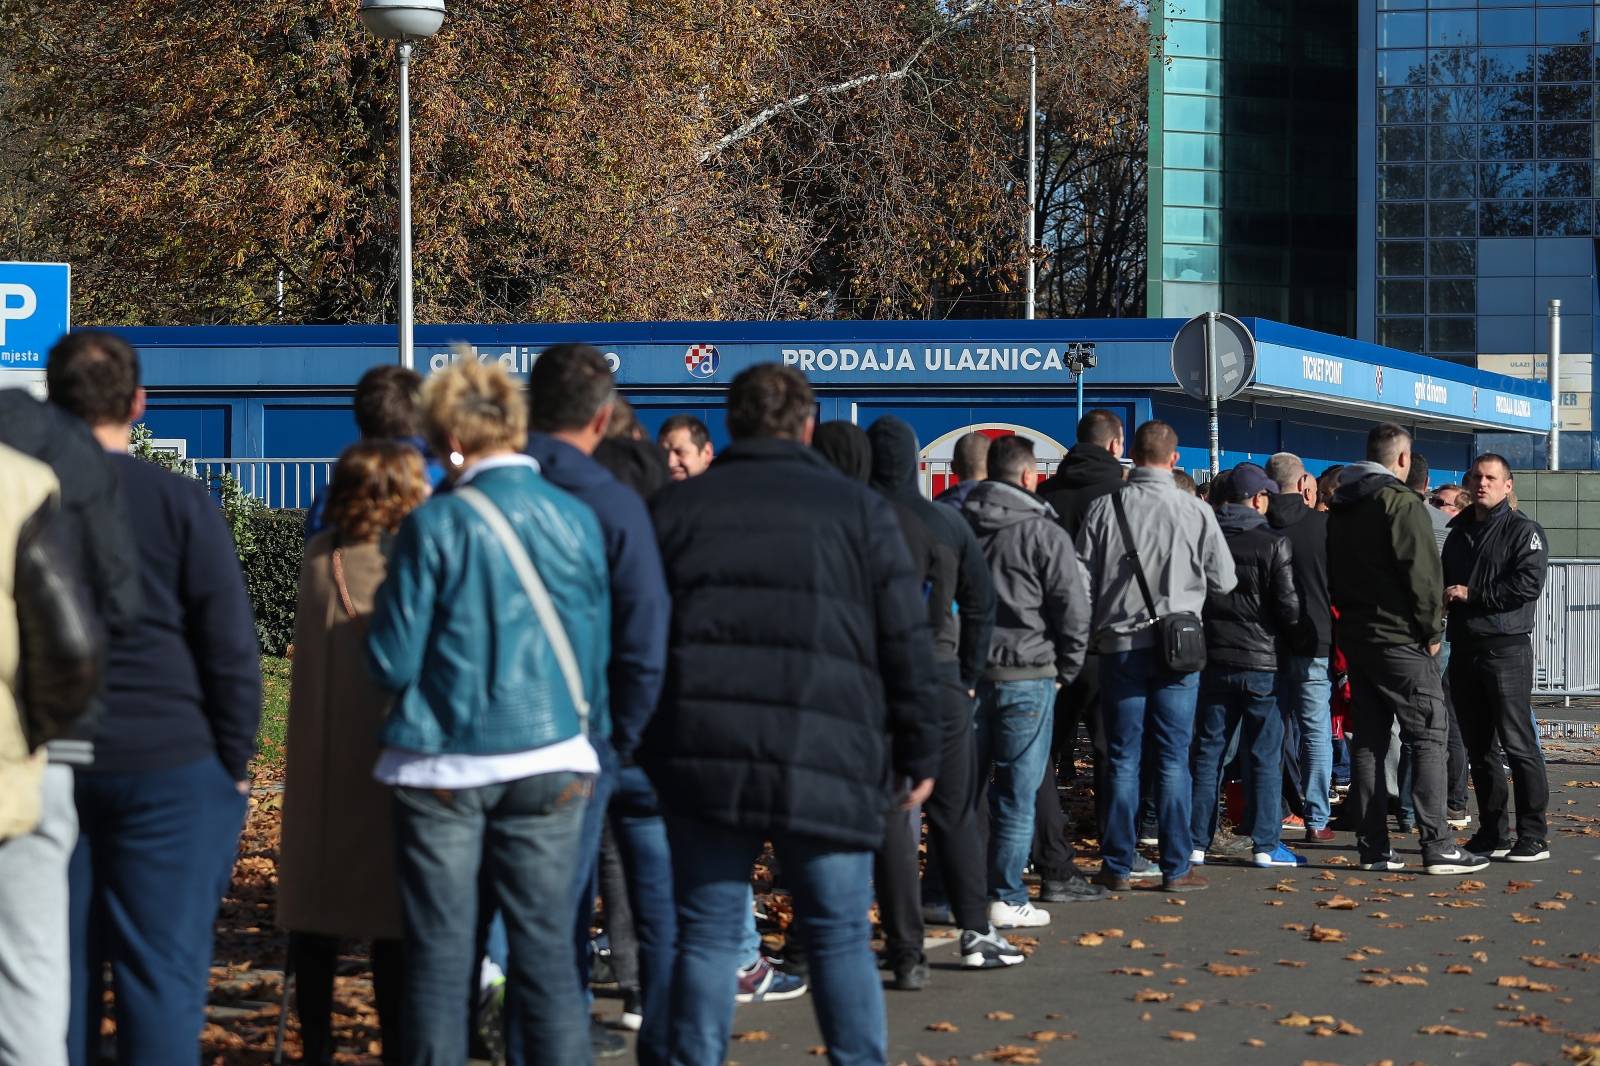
0, 284, 38, 346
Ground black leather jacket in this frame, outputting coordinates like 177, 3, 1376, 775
1205, 504, 1300, 672
15, 497, 105, 750
1441, 501, 1549, 644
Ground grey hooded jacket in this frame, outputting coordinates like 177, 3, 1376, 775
1075, 466, 1237, 653
961, 481, 1091, 685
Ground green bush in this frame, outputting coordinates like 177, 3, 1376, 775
241, 508, 306, 656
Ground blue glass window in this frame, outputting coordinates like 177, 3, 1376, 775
1381, 202, 1427, 237
1480, 8, 1535, 46
1481, 46, 1536, 82
1381, 12, 1428, 47
1428, 318, 1476, 354
1165, 94, 1222, 132
1537, 199, 1593, 235
1379, 49, 1429, 85
1166, 20, 1221, 58
1381, 126, 1428, 160
1430, 48, 1480, 83
1482, 83, 1536, 122
1379, 318, 1426, 353
1537, 7, 1592, 43
1162, 244, 1219, 283
1429, 279, 1476, 314
1163, 207, 1221, 244
1379, 164, 1428, 199
1429, 87, 1481, 122
1429, 201, 1477, 237
1535, 45, 1592, 81
1430, 162, 1477, 198
1428, 124, 1479, 159
1380, 87, 1428, 123
1430, 11, 1476, 45
1481, 200, 1536, 236
1380, 280, 1426, 315
1380, 241, 1427, 275
1163, 169, 1221, 207
1538, 121, 1592, 157
1429, 240, 1477, 275
1538, 160, 1591, 196
1166, 58, 1221, 95
1164, 132, 1222, 169
1480, 161, 1536, 197
1480, 122, 1536, 157
1539, 83, 1593, 120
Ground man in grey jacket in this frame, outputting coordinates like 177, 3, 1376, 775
962, 436, 1092, 930
1076, 421, 1236, 893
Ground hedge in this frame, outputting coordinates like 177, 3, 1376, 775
240, 507, 305, 656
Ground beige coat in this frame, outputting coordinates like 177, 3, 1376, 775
276, 532, 403, 939
0, 445, 57, 841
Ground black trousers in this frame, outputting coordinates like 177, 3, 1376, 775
879, 678, 990, 958
1031, 664, 1093, 879
1346, 642, 1451, 859
1449, 637, 1548, 843
288, 931, 405, 1066
598, 823, 640, 990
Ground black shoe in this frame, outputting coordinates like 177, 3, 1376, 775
1090, 867, 1131, 892
1394, 815, 1414, 834
1507, 838, 1550, 863
1424, 847, 1490, 875
1463, 833, 1513, 859
1359, 849, 1406, 872
891, 954, 930, 991
592, 1021, 628, 1059
1038, 873, 1107, 903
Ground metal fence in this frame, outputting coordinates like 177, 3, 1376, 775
192, 459, 336, 512
1533, 559, 1600, 696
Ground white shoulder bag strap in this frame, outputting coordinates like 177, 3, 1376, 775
456, 485, 591, 736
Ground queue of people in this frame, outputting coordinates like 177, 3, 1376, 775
0, 334, 1558, 1066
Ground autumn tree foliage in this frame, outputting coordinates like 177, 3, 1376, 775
0, 0, 1147, 325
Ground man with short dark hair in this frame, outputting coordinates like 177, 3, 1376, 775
1264, 452, 1335, 843
645, 363, 938, 1065
962, 435, 1095, 928
1038, 410, 1125, 530
658, 414, 714, 481
936, 431, 991, 508
305, 364, 439, 539
1327, 423, 1487, 876
48, 331, 263, 1065
1443, 455, 1551, 863
1076, 421, 1236, 893
522, 343, 672, 1059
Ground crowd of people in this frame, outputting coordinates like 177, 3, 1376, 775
0, 332, 1556, 1066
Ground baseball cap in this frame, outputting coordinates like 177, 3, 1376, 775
1226, 462, 1276, 503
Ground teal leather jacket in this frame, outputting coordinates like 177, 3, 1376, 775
366, 462, 611, 756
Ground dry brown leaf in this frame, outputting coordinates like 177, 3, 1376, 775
1445, 964, 1474, 974
1281, 922, 1309, 932
1506, 880, 1536, 893
1203, 962, 1258, 977
1243, 1038, 1265, 1048
1390, 974, 1428, 986
972, 1045, 1041, 1064
1025, 1031, 1064, 1043
1226, 948, 1257, 957
1522, 956, 1564, 969
1418, 1024, 1487, 1038
984, 1011, 1016, 1021
1496, 975, 1558, 992
1146, 914, 1183, 924
1277, 959, 1308, 968
1360, 975, 1392, 986
1458, 934, 1486, 943
1512, 913, 1543, 924
1458, 879, 1487, 892
732, 1031, 771, 1043
1317, 895, 1359, 910
1109, 966, 1155, 977
1134, 988, 1173, 1003
1076, 933, 1105, 947
1335, 1020, 1363, 1036
1127, 939, 1146, 950
1178, 1000, 1204, 1013
926, 1021, 959, 1033
1097, 928, 1126, 938
1165, 1030, 1197, 1042
808, 1048, 828, 1057
1472, 950, 1489, 963
1307, 924, 1347, 943
1278, 1012, 1313, 1028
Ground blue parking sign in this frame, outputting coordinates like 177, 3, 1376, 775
0, 262, 71, 371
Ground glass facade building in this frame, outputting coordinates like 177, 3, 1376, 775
1148, 1, 1357, 335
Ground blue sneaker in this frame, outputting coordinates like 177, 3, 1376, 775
1252, 843, 1307, 868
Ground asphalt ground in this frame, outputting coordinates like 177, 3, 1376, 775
588, 739, 1600, 1066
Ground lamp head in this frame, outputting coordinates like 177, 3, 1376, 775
360, 0, 446, 40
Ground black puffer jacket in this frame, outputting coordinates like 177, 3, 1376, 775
1441, 500, 1549, 644
1039, 442, 1125, 539
868, 417, 995, 688
645, 438, 940, 849
1205, 504, 1300, 672
1265, 492, 1332, 657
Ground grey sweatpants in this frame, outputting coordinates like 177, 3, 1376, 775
0, 763, 75, 1066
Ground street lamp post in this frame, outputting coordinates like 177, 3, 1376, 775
360, 0, 447, 371
1025, 44, 1037, 321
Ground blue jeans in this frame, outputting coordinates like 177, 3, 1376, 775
68, 756, 247, 1066
1102, 649, 1200, 879
665, 818, 883, 1066
611, 764, 676, 1066
395, 771, 592, 1066
1191, 668, 1283, 852
1283, 657, 1333, 830
975, 678, 1057, 905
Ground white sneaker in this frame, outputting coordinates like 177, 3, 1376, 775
1424, 848, 1490, 876
960, 926, 1027, 968
988, 900, 1051, 929
1189, 849, 1207, 866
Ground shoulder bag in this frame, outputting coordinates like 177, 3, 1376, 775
456, 485, 591, 736
1110, 488, 1206, 674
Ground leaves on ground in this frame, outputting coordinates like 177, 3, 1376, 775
1203, 962, 1258, 977
1146, 914, 1183, 924
733, 1030, 771, 1042
1317, 895, 1359, 910
985, 1011, 1015, 1022
1133, 988, 1172, 1003
1419, 1024, 1487, 1038
1497, 975, 1558, 992
1306, 924, 1347, 943
925, 1021, 959, 1033
1165, 1030, 1197, 1042
972, 1045, 1041, 1064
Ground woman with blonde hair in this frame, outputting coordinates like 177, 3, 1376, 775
278, 439, 429, 1065
365, 357, 611, 1064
